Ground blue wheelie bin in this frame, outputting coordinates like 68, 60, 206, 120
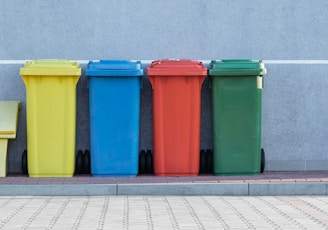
86, 60, 143, 176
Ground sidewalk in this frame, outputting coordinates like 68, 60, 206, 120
1, 171, 328, 196
1, 196, 328, 229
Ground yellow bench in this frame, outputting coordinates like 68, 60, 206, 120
0, 101, 20, 177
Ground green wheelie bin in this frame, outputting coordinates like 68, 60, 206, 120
209, 60, 266, 175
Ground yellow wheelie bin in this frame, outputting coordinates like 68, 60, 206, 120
20, 60, 81, 177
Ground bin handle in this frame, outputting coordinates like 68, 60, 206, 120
257, 76, 263, 89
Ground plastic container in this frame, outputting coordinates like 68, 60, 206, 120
86, 60, 143, 176
0, 101, 20, 177
209, 60, 266, 175
20, 60, 81, 177
147, 59, 207, 176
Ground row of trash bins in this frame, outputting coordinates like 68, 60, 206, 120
19, 59, 266, 177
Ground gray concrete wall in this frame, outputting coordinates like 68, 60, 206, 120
1, 0, 328, 173
263, 63, 328, 171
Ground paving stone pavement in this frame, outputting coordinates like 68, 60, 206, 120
0, 196, 327, 229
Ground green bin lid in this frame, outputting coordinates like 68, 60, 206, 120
20, 60, 81, 76
209, 60, 266, 76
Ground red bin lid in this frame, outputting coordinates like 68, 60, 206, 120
146, 59, 207, 76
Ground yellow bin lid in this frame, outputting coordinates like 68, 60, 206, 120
20, 60, 81, 76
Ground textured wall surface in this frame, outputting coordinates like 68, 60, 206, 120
1, 0, 328, 173
263, 64, 328, 170
1, 0, 328, 60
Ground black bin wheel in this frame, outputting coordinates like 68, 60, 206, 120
199, 149, 206, 174
146, 150, 153, 174
83, 150, 91, 175
139, 150, 146, 175
75, 150, 84, 175
206, 149, 213, 174
261, 148, 265, 173
22, 150, 28, 175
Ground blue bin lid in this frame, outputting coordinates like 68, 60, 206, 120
86, 60, 144, 76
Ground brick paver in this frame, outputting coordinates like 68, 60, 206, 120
0, 196, 327, 229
